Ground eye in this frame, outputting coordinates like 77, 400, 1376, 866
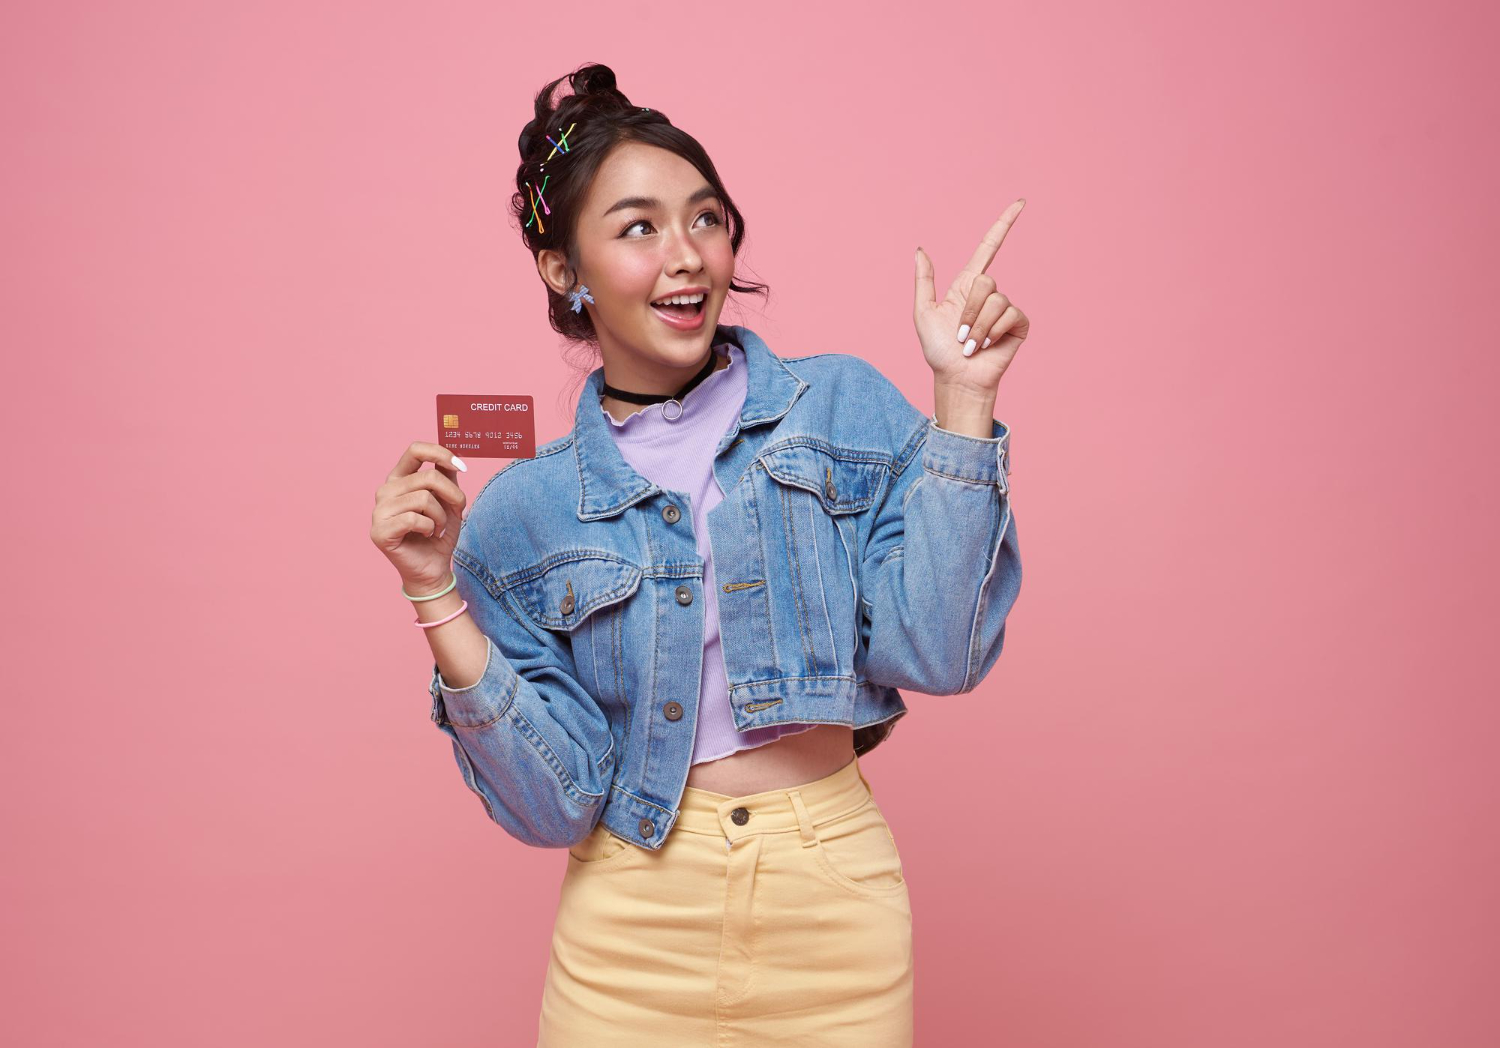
620, 209, 724, 238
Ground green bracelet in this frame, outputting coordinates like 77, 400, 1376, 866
403, 572, 457, 602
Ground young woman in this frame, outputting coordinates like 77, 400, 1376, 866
369, 64, 1027, 1047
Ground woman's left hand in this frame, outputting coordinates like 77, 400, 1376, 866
913, 198, 1030, 394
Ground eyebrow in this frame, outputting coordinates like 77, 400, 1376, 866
602, 185, 721, 217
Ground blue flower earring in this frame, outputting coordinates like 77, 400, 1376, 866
567, 283, 595, 313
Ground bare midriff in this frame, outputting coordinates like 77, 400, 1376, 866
683, 723, 856, 796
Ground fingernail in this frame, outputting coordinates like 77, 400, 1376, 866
981, 337, 991, 349
451, 456, 467, 472
957, 324, 970, 343
964, 338, 977, 356
437, 525, 446, 539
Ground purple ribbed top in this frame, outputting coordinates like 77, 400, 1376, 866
602, 340, 817, 765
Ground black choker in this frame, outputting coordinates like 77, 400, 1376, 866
601, 347, 720, 417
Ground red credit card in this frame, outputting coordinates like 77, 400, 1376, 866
436, 394, 537, 458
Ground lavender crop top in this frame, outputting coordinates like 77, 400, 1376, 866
601, 340, 818, 765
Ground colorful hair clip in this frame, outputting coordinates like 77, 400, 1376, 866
545, 122, 576, 160
567, 284, 595, 312
525, 174, 550, 233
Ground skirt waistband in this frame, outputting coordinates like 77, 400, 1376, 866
672, 755, 876, 842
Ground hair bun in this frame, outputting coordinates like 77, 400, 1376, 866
574, 64, 618, 98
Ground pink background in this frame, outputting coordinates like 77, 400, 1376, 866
4, 1, 1496, 1045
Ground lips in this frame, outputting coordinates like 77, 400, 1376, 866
649, 292, 707, 331
650, 298, 703, 318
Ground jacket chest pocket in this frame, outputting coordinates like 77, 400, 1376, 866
508, 551, 643, 709
754, 441, 891, 677
757, 441, 889, 517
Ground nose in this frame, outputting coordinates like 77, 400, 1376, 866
662, 225, 704, 275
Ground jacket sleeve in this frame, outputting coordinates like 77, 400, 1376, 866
857, 408, 1021, 695
427, 543, 614, 849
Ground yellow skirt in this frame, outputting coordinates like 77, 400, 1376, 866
537, 754, 913, 1047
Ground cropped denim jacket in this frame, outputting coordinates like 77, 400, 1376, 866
428, 324, 1021, 851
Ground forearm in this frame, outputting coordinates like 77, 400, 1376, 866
933, 380, 999, 438
859, 401, 1019, 695
419, 563, 613, 847
409, 577, 489, 690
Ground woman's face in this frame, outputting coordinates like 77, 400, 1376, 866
542, 141, 736, 391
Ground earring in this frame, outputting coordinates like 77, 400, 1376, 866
566, 283, 595, 313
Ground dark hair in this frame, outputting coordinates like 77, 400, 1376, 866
513, 63, 768, 345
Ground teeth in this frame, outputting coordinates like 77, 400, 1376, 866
651, 293, 705, 306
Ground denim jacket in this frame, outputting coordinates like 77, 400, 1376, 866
428, 324, 1021, 851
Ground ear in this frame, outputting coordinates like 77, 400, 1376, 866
537, 249, 574, 296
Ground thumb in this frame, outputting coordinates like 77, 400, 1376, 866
913, 246, 935, 313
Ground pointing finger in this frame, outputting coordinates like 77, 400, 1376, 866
960, 198, 1026, 279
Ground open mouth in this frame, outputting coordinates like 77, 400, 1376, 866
649, 296, 706, 321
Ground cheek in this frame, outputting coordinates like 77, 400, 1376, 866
594, 250, 660, 305
703, 238, 736, 283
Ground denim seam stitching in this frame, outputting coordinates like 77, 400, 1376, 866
609, 782, 675, 818
777, 480, 817, 675
923, 464, 1003, 485
499, 547, 640, 591
445, 666, 521, 729
506, 701, 606, 807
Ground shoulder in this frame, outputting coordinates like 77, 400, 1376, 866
468, 431, 575, 514
782, 351, 924, 415
454, 432, 579, 584
777, 350, 928, 465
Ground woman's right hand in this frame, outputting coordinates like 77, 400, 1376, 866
371, 441, 469, 594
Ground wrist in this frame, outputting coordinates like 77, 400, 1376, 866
403, 569, 456, 600
932, 381, 998, 437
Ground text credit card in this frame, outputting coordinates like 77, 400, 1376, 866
436, 394, 537, 459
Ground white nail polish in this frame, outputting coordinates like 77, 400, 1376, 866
451, 456, 467, 472
981, 337, 991, 349
957, 324, 970, 343
437, 525, 446, 539
964, 338, 976, 356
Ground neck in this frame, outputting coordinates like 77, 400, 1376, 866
599, 345, 729, 423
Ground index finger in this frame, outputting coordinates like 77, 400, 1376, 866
388, 440, 467, 485
960, 198, 1026, 279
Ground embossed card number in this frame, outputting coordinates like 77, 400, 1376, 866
436, 394, 537, 458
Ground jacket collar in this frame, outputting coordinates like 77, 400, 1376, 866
572, 324, 807, 520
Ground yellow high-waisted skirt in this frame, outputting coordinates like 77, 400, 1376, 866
537, 754, 913, 1046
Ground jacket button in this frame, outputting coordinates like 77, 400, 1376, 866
663, 700, 683, 721
662, 504, 681, 524
825, 478, 838, 501
675, 584, 693, 605
730, 807, 750, 825
638, 818, 655, 838
559, 595, 574, 615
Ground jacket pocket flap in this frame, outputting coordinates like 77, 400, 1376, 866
758, 443, 889, 514
509, 552, 643, 631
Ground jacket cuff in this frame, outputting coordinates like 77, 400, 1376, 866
428, 635, 519, 728
923, 414, 1011, 490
